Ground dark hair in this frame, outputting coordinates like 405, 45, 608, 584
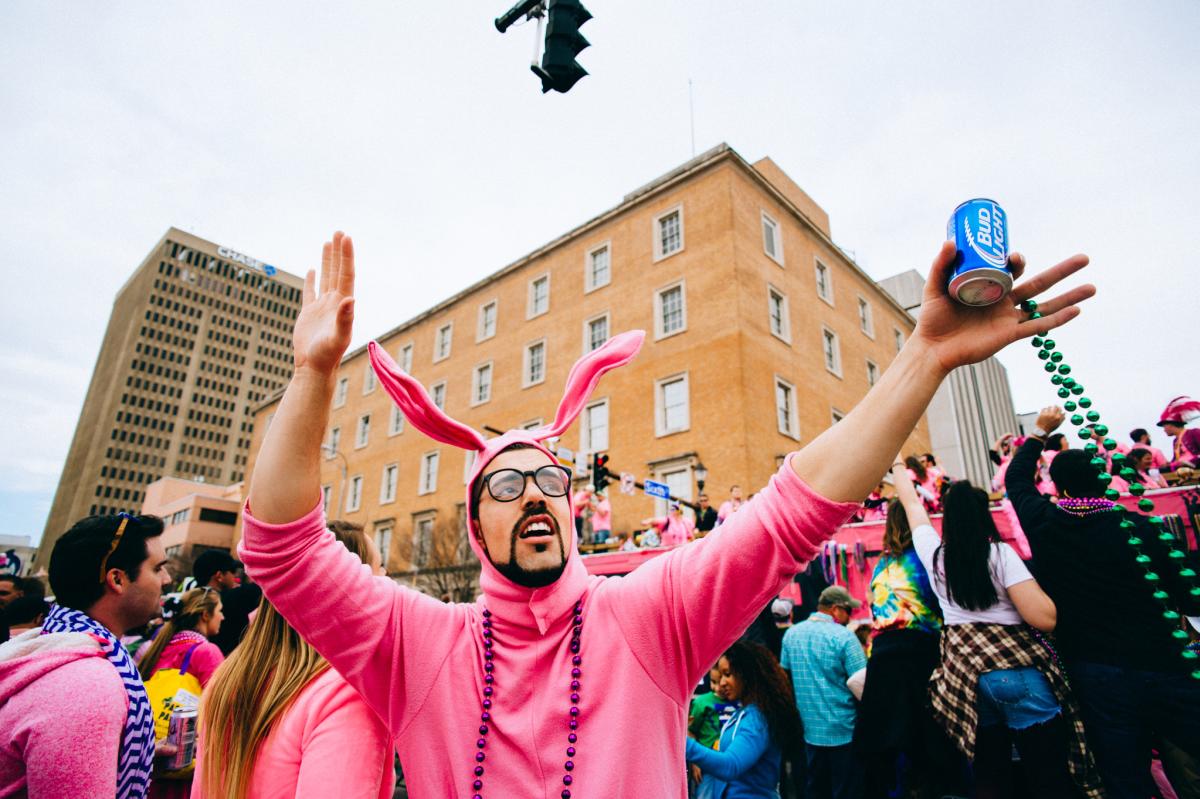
936, 481, 1001, 611
1044, 433, 1067, 452
881, 498, 912, 555
722, 641, 802, 755
0, 575, 19, 588
17, 576, 46, 601
469, 442, 543, 520
3, 594, 49, 627
1128, 447, 1150, 467
922, 453, 937, 466
905, 456, 927, 482
1130, 428, 1148, 443
193, 549, 242, 587
49, 515, 164, 611
1049, 449, 1104, 499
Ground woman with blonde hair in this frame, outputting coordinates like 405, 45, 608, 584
193, 521, 395, 799
139, 586, 225, 798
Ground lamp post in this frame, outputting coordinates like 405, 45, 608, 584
321, 444, 349, 519
694, 460, 708, 497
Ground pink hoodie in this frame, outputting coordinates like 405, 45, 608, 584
241, 459, 853, 798
191, 668, 394, 799
0, 629, 130, 798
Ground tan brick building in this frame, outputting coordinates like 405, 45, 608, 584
141, 477, 244, 573
39, 228, 303, 562
245, 144, 930, 575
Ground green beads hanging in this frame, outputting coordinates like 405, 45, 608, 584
1027, 310, 1200, 679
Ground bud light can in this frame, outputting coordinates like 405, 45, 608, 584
947, 199, 1012, 306
165, 707, 197, 771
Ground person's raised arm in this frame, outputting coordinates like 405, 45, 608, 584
249, 232, 356, 523
890, 458, 930, 529
791, 242, 1093, 502
1006, 406, 1064, 522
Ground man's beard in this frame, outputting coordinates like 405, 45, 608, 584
489, 503, 568, 589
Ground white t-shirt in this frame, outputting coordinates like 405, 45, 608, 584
911, 524, 1034, 626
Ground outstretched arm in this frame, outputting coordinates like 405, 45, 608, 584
890, 459, 930, 529
791, 242, 1093, 502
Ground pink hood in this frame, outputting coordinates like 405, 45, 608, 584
0, 628, 107, 702
368, 329, 644, 621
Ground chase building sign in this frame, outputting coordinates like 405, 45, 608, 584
217, 246, 278, 277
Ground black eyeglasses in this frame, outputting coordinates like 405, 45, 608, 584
479, 465, 572, 503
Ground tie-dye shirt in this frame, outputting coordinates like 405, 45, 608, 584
869, 547, 942, 636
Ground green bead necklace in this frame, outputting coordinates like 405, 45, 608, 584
1025, 299, 1200, 679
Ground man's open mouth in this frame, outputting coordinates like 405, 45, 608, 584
518, 514, 558, 540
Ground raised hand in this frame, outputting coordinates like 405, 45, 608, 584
914, 241, 1095, 373
293, 231, 356, 375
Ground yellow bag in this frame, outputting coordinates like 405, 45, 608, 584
144, 642, 203, 741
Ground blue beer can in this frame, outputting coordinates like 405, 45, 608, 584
947, 199, 1012, 306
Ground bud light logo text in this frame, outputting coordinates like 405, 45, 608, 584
964, 202, 1007, 268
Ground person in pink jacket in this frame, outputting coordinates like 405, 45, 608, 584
640, 503, 696, 547
0, 513, 173, 799
193, 521, 394, 799
239, 231, 1092, 797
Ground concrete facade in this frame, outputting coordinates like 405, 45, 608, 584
38, 229, 304, 562
141, 477, 244, 568
244, 145, 932, 576
878, 269, 1019, 488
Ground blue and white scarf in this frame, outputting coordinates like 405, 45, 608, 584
41, 604, 153, 799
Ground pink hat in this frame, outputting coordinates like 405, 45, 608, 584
1157, 396, 1200, 427
367, 330, 645, 588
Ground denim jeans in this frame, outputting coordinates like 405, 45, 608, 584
1068, 659, 1200, 799
976, 666, 1061, 729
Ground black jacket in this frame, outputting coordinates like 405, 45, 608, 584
1007, 438, 1200, 673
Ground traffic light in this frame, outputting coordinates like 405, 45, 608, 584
592, 453, 610, 493
532, 0, 591, 94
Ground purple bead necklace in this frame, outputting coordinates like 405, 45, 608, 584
473, 600, 584, 799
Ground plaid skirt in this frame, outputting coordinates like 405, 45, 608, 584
928, 622, 1104, 799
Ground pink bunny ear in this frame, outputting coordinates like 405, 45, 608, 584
368, 342, 487, 451
532, 330, 645, 442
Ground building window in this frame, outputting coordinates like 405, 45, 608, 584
419, 452, 439, 495
831, 408, 846, 426
430, 381, 446, 411
767, 285, 790, 342
866, 359, 880, 387
582, 399, 609, 453
815, 259, 833, 305
327, 427, 341, 458
463, 450, 476, 484
380, 463, 398, 504
822, 327, 842, 377
857, 296, 875, 338
585, 243, 611, 292
412, 512, 435, 568
524, 340, 546, 387
321, 485, 332, 513
528, 274, 550, 318
388, 405, 404, 436
347, 475, 363, 512
334, 377, 349, 408
363, 362, 377, 394
655, 282, 686, 339
584, 312, 609, 353
893, 328, 904, 354
478, 300, 497, 342
654, 206, 684, 260
374, 524, 393, 570
472, 362, 493, 406
775, 377, 799, 439
399, 343, 414, 372
762, 212, 783, 265
655, 373, 690, 436
434, 323, 453, 362
355, 414, 371, 449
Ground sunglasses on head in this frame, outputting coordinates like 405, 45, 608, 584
98, 513, 135, 584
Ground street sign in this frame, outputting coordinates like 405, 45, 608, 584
644, 479, 669, 499
619, 472, 636, 496
556, 446, 574, 467
574, 450, 590, 478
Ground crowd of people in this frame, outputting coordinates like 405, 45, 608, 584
4, 232, 1200, 799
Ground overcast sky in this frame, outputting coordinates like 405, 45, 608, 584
3, 2, 1193, 544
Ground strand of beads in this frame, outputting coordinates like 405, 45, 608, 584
1025, 299, 1200, 681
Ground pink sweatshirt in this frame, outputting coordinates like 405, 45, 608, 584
191, 668, 394, 799
145, 632, 224, 687
0, 629, 129, 798
240, 455, 855, 798
650, 515, 696, 547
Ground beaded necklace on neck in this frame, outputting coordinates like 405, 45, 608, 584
1026, 300, 1200, 680
472, 600, 584, 799
1056, 497, 1118, 517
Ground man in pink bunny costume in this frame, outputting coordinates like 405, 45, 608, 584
240, 231, 1094, 797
